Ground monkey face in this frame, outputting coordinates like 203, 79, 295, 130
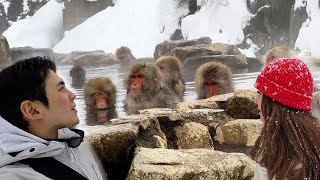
130, 73, 145, 93
94, 91, 108, 109
204, 81, 219, 98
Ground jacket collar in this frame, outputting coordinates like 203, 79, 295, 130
46, 129, 84, 148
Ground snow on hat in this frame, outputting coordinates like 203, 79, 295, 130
254, 58, 313, 110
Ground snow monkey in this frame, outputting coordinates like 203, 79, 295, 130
69, 64, 86, 85
84, 77, 117, 110
195, 62, 235, 99
115, 46, 137, 66
264, 45, 297, 65
155, 56, 185, 99
124, 63, 179, 114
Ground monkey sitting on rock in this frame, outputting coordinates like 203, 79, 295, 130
194, 62, 234, 99
124, 63, 179, 114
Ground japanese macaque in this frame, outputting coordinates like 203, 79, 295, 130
115, 46, 137, 66
195, 62, 235, 99
84, 77, 117, 110
264, 45, 297, 65
155, 56, 185, 98
124, 63, 179, 114
69, 64, 86, 87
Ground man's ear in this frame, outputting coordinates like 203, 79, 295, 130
20, 100, 42, 120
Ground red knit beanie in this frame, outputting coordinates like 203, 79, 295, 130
254, 58, 313, 110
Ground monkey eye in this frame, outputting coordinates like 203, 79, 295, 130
131, 74, 144, 79
160, 66, 164, 70
205, 82, 218, 86
94, 92, 106, 96
137, 74, 144, 78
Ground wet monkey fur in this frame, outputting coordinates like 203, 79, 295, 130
124, 63, 179, 114
155, 56, 185, 98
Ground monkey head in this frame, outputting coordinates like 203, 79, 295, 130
125, 63, 161, 95
116, 46, 133, 64
155, 56, 182, 76
84, 77, 117, 110
264, 45, 297, 65
70, 64, 86, 80
195, 62, 234, 99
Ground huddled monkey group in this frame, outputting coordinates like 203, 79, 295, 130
71, 45, 296, 120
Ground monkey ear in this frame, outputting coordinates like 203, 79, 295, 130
20, 100, 42, 121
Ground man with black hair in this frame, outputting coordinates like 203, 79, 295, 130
0, 56, 107, 179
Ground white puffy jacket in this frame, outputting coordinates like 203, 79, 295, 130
0, 116, 107, 180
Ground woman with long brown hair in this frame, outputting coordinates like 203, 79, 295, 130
251, 58, 320, 180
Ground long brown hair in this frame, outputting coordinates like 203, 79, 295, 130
251, 95, 320, 179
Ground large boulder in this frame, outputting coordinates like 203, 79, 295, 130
184, 54, 248, 71
10, 47, 54, 63
80, 123, 138, 180
174, 122, 214, 149
0, 4, 9, 35
216, 119, 263, 146
139, 108, 233, 149
226, 90, 259, 119
171, 44, 222, 62
63, 0, 114, 31
312, 91, 320, 117
240, 0, 297, 57
127, 147, 255, 180
177, 93, 234, 110
55, 50, 117, 66
0, 36, 11, 66
153, 37, 212, 60
0, 0, 49, 34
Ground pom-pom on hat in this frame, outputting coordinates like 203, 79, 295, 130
254, 58, 313, 110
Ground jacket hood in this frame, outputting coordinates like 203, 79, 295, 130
0, 116, 82, 167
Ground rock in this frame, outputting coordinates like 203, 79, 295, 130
80, 123, 138, 180
312, 91, 320, 117
184, 54, 248, 70
63, 0, 114, 31
57, 50, 117, 65
0, 36, 11, 66
226, 90, 259, 119
112, 114, 167, 148
210, 43, 242, 55
127, 147, 255, 180
177, 93, 234, 110
136, 57, 155, 63
153, 37, 212, 60
216, 119, 263, 146
0, 1, 49, 34
170, 29, 183, 40
174, 122, 214, 149
10, 47, 54, 63
171, 44, 222, 62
